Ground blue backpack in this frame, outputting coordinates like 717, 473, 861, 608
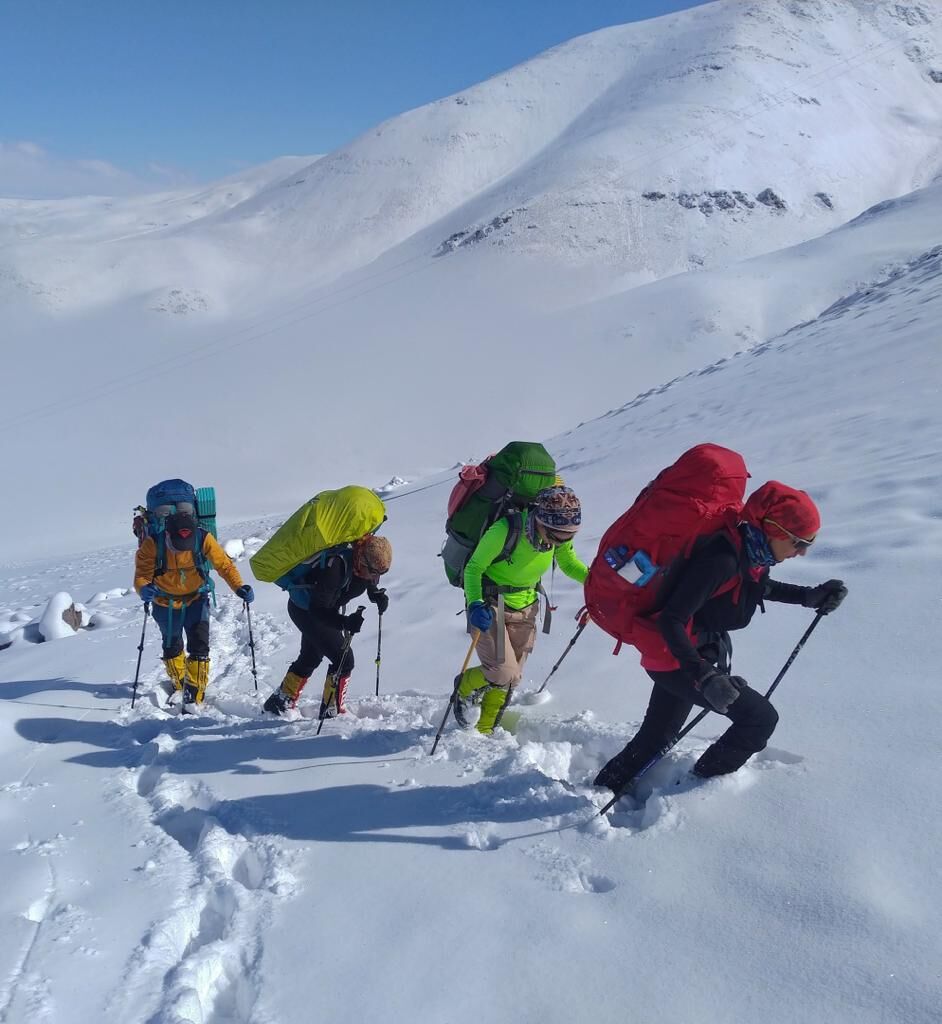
133, 479, 218, 586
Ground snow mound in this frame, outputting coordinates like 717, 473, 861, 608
375, 476, 411, 495
37, 591, 81, 642
223, 538, 245, 559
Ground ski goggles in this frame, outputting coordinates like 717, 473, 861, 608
763, 518, 816, 550
153, 501, 195, 518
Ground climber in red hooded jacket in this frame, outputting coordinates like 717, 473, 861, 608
595, 481, 847, 790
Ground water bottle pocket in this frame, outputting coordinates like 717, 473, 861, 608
603, 546, 658, 586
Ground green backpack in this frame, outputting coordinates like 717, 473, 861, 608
441, 441, 557, 587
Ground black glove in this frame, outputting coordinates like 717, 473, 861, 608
699, 672, 746, 714
342, 609, 365, 634
802, 579, 847, 614
369, 588, 389, 615
236, 584, 255, 604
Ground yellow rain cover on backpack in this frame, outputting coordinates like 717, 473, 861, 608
249, 486, 386, 583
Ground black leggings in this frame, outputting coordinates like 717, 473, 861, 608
618, 668, 779, 776
287, 601, 354, 678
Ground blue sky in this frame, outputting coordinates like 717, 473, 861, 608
1, 0, 712, 196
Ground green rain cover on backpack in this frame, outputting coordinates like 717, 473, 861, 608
442, 441, 557, 586
249, 485, 386, 583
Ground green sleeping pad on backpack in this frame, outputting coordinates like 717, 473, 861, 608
194, 487, 217, 538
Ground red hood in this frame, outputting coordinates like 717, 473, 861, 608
742, 481, 820, 540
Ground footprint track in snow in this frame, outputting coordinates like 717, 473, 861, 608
112, 761, 297, 1024
523, 841, 616, 894
107, 605, 297, 1024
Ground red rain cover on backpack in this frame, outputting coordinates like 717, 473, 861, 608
446, 462, 492, 518
584, 444, 749, 655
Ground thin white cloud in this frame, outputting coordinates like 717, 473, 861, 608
0, 140, 191, 199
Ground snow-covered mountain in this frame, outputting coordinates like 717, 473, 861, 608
1, 187, 939, 1024
5, 0, 942, 314
3, 0, 941, 559
0, 157, 318, 247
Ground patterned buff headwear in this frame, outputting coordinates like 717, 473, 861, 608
741, 523, 777, 568
533, 486, 582, 534
352, 535, 393, 581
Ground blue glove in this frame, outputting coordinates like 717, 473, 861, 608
140, 584, 159, 603
236, 584, 255, 604
468, 601, 493, 633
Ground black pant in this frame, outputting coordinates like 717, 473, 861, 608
287, 601, 354, 678
612, 668, 779, 778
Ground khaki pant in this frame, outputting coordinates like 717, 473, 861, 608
475, 601, 538, 689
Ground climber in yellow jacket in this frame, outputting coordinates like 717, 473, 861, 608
134, 509, 250, 706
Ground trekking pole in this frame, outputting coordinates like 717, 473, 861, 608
598, 611, 825, 816
429, 630, 481, 756
130, 602, 150, 709
244, 601, 258, 692
537, 608, 590, 694
374, 612, 383, 697
765, 610, 824, 699
316, 606, 365, 736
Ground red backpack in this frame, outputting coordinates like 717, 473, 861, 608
584, 444, 749, 654
446, 462, 492, 518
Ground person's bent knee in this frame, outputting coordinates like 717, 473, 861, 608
484, 665, 520, 688
738, 693, 778, 742
752, 695, 779, 735
730, 688, 777, 726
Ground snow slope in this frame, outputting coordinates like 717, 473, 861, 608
558, 177, 942, 355
6, 0, 942, 310
4, 176, 941, 566
3, 0, 942, 563
1, 217, 940, 1022
0, 156, 318, 314
0, 157, 318, 247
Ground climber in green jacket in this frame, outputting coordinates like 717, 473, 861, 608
458, 485, 588, 734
